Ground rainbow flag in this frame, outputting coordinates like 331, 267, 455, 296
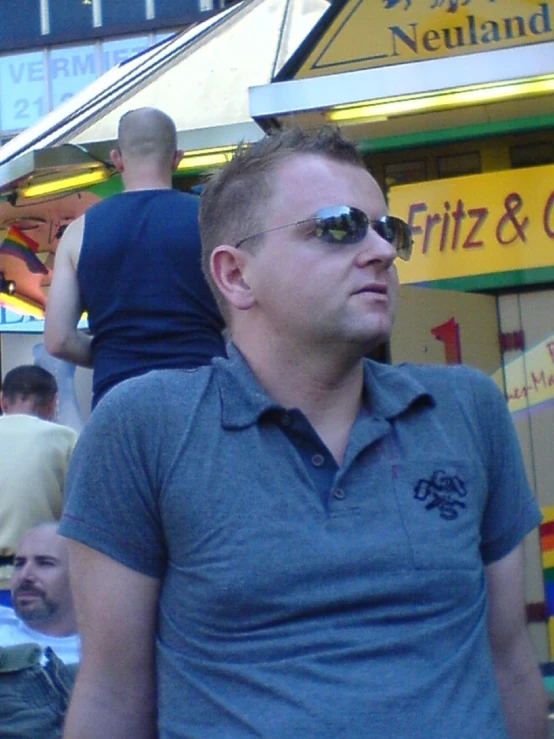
539, 508, 554, 658
0, 226, 48, 275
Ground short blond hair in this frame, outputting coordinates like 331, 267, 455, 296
199, 125, 364, 313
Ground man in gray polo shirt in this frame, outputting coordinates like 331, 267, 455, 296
59, 127, 546, 738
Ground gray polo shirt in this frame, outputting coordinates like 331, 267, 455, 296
60, 345, 541, 738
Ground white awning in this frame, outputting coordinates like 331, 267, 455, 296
249, 40, 554, 142
0, 0, 330, 195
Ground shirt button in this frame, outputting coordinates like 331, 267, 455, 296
311, 453, 325, 467
333, 488, 346, 500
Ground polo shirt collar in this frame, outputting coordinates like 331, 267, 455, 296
362, 360, 434, 419
215, 344, 282, 429
215, 344, 433, 430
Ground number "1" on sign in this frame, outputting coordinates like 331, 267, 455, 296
431, 317, 462, 365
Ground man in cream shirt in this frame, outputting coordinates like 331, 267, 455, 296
0, 365, 77, 603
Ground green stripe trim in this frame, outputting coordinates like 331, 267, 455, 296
357, 114, 554, 154
543, 568, 554, 583
88, 175, 123, 198
403, 265, 554, 292
174, 168, 210, 178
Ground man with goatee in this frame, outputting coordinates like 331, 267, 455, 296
0, 523, 80, 738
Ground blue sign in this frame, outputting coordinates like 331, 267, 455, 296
101, 36, 150, 72
50, 44, 97, 109
0, 35, 157, 134
0, 307, 89, 333
0, 308, 45, 333
0, 50, 46, 132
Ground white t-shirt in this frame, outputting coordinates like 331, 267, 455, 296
0, 605, 80, 664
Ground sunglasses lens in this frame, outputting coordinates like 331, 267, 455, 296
315, 207, 368, 244
311, 208, 412, 260
373, 216, 413, 261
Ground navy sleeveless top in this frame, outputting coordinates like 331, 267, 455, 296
78, 189, 226, 407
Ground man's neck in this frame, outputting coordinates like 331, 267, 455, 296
3, 407, 50, 421
235, 335, 366, 464
122, 170, 173, 191
123, 181, 172, 192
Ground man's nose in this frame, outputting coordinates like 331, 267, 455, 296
354, 229, 397, 268
19, 563, 37, 582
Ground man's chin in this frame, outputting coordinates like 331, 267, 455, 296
14, 599, 49, 622
351, 324, 393, 354
15, 603, 37, 615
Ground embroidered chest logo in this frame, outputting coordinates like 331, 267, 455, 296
414, 469, 467, 520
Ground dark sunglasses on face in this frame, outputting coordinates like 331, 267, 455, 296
234, 205, 413, 262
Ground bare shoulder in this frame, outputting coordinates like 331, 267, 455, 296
57, 216, 85, 268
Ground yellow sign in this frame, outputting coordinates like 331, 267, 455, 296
389, 163, 554, 285
491, 331, 554, 414
293, 0, 553, 78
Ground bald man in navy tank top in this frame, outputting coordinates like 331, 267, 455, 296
45, 107, 226, 408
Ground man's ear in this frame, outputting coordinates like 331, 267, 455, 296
172, 150, 184, 172
110, 149, 124, 172
0, 393, 8, 414
210, 246, 255, 312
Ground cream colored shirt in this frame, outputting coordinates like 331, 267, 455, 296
0, 414, 77, 586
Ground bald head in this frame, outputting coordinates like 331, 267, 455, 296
118, 107, 177, 164
110, 108, 181, 190
11, 523, 76, 637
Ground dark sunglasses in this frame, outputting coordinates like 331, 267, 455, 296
235, 205, 413, 261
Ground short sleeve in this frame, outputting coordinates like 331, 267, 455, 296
467, 369, 542, 564
59, 377, 168, 578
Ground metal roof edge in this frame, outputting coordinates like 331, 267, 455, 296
250, 40, 554, 119
0, 121, 266, 196
0, 3, 243, 169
